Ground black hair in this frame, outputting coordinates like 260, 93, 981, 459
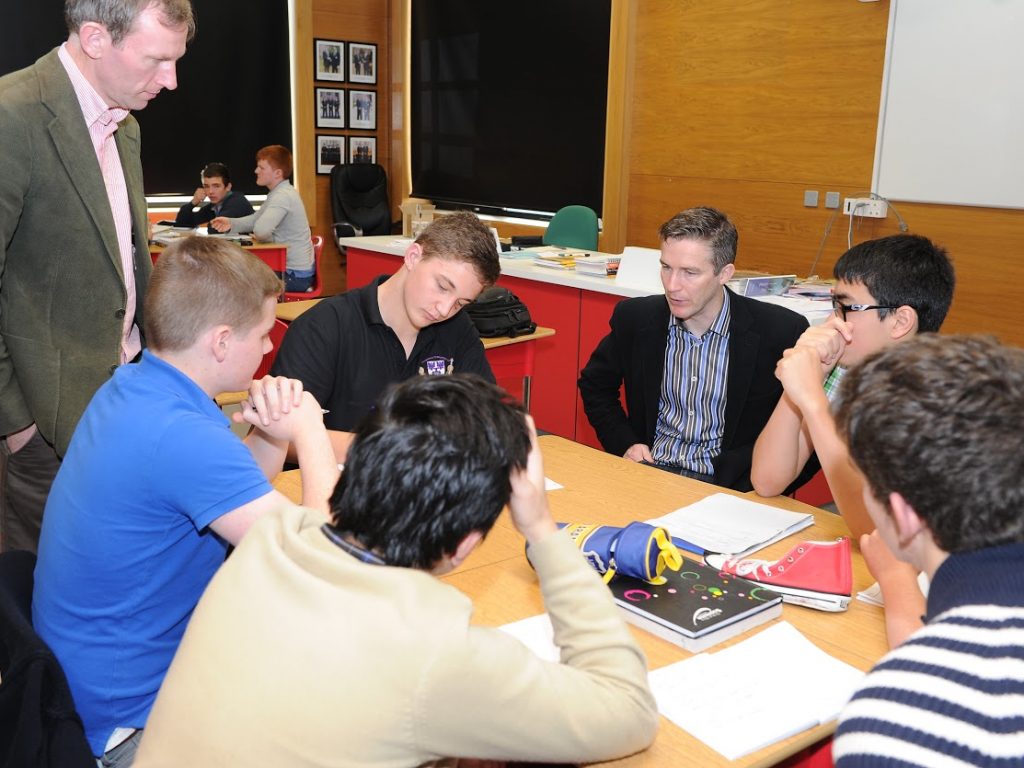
833, 234, 955, 332
327, 374, 530, 569
201, 162, 231, 185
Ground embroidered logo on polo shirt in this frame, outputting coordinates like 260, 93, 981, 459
419, 356, 454, 376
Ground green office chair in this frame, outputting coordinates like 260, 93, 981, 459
543, 205, 599, 250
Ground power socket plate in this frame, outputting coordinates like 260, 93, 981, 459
843, 197, 888, 218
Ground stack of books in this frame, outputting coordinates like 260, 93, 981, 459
530, 250, 622, 275
786, 279, 834, 300
573, 254, 621, 277
531, 252, 577, 270
150, 227, 193, 246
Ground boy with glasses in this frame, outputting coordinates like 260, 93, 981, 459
750, 234, 955, 539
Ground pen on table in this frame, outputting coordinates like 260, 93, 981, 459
243, 398, 330, 416
671, 535, 705, 557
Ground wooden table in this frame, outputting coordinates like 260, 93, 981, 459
275, 297, 322, 322
274, 435, 887, 767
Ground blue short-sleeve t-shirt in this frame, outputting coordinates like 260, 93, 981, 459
32, 351, 273, 755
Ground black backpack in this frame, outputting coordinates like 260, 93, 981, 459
466, 286, 537, 338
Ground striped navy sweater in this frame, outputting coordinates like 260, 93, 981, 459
833, 541, 1024, 766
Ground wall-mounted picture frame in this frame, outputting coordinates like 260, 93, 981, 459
349, 89, 377, 130
315, 87, 345, 129
349, 136, 377, 165
348, 41, 377, 84
314, 38, 345, 82
316, 135, 345, 174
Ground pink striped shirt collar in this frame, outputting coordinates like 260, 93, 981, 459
57, 43, 129, 133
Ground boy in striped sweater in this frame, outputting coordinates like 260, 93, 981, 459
831, 334, 1024, 766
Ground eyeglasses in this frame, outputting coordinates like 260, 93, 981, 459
831, 297, 898, 322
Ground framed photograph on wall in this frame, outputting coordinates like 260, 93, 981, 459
316, 135, 345, 174
348, 41, 377, 84
349, 136, 377, 164
315, 87, 345, 129
314, 38, 345, 82
348, 89, 377, 130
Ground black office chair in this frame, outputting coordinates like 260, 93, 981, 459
330, 163, 398, 262
0, 550, 94, 768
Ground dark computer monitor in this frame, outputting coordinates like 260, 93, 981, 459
410, 0, 611, 220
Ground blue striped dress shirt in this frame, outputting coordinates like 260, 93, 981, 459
651, 290, 731, 475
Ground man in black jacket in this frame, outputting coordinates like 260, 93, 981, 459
174, 162, 253, 227
578, 207, 807, 491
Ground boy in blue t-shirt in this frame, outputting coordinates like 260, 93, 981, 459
32, 236, 338, 765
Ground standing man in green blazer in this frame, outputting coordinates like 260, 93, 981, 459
0, 0, 194, 553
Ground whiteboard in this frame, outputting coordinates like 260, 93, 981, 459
872, 0, 1024, 209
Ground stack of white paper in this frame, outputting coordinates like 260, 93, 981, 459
151, 228, 192, 245
755, 295, 834, 326
648, 621, 864, 760
647, 493, 814, 557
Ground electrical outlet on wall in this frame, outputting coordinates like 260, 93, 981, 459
843, 197, 888, 218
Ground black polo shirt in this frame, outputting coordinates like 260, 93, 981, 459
271, 276, 494, 431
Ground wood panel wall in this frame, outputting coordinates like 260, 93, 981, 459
295, 0, 391, 296
626, 0, 1023, 344
370, 0, 1023, 344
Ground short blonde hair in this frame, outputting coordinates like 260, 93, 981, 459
145, 237, 282, 352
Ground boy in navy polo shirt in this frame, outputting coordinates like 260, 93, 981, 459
272, 210, 500, 462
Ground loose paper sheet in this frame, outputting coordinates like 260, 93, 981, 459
648, 621, 864, 761
857, 571, 931, 606
499, 614, 559, 662
544, 477, 563, 491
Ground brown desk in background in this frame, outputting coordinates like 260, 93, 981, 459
275, 297, 322, 322
480, 327, 555, 408
151, 241, 287, 275
274, 434, 887, 767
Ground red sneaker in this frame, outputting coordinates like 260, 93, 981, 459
705, 538, 852, 612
